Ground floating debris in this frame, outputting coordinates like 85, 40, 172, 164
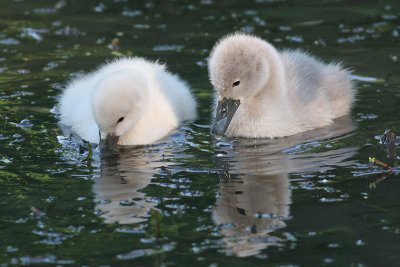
30, 206, 45, 218
380, 129, 400, 145
368, 157, 393, 171
367, 156, 399, 188
108, 38, 119, 50
379, 129, 400, 158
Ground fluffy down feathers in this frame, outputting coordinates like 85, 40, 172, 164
59, 57, 197, 145
208, 33, 355, 138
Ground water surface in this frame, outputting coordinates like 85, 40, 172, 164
1, 0, 400, 266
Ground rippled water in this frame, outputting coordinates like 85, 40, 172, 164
1, 0, 400, 266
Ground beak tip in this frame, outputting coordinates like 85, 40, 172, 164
100, 133, 120, 151
213, 98, 240, 137
212, 121, 227, 137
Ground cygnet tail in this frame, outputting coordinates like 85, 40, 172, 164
323, 63, 356, 118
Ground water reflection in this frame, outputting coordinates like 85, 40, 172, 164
213, 172, 290, 257
91, 117, 357, 257
93, 146, 163, 224
213, 116, 357, 257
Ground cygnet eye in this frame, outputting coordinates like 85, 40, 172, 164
117, 117, 125, 123
232, 80, 240, 87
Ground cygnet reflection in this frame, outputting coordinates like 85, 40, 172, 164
93, 145, 168, 224
212, 116, 357, 257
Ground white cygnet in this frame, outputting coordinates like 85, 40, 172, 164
208, 33, 356, 138
59, 57, 197, 148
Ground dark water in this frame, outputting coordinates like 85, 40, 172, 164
1, 0, 400, 266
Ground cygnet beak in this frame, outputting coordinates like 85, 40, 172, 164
212, 98, 240, 136
99, 132, 120, 151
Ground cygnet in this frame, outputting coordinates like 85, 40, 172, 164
208, 33, 355, 138
59, 57, 197, 149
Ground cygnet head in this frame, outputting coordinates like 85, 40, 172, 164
92, 70, 148, 150
208, 33, 277, 136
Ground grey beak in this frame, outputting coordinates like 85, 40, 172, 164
100, 132, 120, 151
212, 98, 240, 136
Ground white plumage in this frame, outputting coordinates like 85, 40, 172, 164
208, 33, 356, 138
59, 57, 197, 145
